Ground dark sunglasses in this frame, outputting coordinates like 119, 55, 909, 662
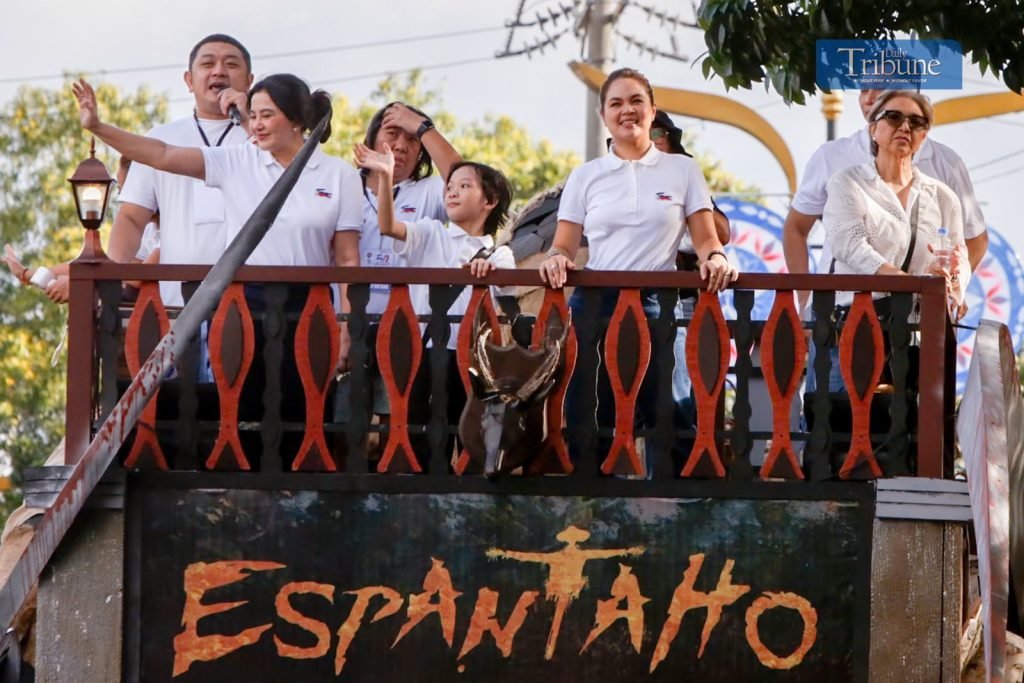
875, 110, 930, 131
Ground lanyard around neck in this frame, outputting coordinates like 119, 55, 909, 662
193, 110, 235, 148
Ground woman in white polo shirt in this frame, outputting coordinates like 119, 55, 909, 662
537, 67, 737, 470
74, 74, 363, 466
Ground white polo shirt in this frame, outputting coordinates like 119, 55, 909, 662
119, 115, 249, 305
202, 144, 363, 267
792, 127, 985, 243
360, 175, 447, 314
558, 144, 713, 271
396, 219, 516, 350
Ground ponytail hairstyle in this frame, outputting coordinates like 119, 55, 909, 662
248, 73, 333, 143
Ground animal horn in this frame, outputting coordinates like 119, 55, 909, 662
515, 311, 571, 403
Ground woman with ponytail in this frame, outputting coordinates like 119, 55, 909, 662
75, 75, 363, 465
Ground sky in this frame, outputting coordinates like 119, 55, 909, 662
2, 0, 1022, 259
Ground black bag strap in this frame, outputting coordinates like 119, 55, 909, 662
899, 197, 920, 273
829, 194, 920, 275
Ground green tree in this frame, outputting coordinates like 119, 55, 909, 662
697, 0, 1024, 104
0, 82, 166, 517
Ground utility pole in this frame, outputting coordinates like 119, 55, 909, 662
498, 1, 695, 160
580, 0, 616, 160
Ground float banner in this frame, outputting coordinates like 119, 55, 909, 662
126, 478, 873, 682
816, 39, 963, 90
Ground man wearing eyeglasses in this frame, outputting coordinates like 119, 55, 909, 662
783, 88, 987, 295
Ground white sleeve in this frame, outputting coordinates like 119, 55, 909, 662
682, 159, 714, 217
134, 222, 160, 261
394, 218, 443, 265
335, 168, 364, 232
823, 174, 888, 275
118, 161, 158, 212
938, 154, 986, 240
556, 167, 586, 224
791, 147, 830, 217
488, 245, 517, 297
200, 145, 242, 190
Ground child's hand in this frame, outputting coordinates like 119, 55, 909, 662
354, 142, 394, 176
467, 258, 496, 278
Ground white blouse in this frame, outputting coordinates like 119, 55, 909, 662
823, 162, 968, 306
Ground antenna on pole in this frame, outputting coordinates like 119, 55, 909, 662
496, 0, 702, 160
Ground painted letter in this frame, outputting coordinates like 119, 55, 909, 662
649, 554, 750, 673
458, 589, 539, 660
273, 581, 335, 660
335, 587, 404, 675
393, 558, 463, 648
581, 565, 649, 654
172, 560, 283, 677
745, 592, 818, 669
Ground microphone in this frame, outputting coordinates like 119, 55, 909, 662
213, 83, 242, 126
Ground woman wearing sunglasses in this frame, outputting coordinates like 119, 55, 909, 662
823, 89, 968, 305
820, 89, 968, 414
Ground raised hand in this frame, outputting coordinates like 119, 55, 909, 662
381, 103, 425, 136
71, 78, 101, 131
3, 244, 31, 285
354, 142, 394, 176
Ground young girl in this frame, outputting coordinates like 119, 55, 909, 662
354, 143, 515, 469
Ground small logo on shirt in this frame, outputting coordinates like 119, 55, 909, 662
656, 192, 674, 202
315, 188, 332, 198
399, 204, 417, 215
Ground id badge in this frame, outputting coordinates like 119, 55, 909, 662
366, 249, 394, 294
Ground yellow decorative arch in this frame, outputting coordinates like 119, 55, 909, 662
933, 92, 1024, 126
569, 61, 797, 193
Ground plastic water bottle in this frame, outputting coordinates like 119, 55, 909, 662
933, 227, 952, 271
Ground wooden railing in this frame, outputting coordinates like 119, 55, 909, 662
65, 263, 956, 481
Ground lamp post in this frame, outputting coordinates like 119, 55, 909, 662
822, 91, 844, 141
67, 137, 114, 261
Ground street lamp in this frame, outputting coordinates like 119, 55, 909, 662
68, 137, 114, 230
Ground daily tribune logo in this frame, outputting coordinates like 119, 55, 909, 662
816, 39, 963, 90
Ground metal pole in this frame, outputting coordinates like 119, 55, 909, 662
584, 0, 615, 160
822, 91, 844, 141
0, 114, 330, 637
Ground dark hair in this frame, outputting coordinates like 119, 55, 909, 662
363, 102, 434, 181
446, 161, 513, 237
599, 68, 655, 110
652, 110, 689, 156
248, 74, 333, 144
188, 34, 252, 73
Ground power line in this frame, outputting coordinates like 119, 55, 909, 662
969, 147, 1024, 172
0, 26, 505, 86
167, 54, 500, 103
974, 164, 1024, 185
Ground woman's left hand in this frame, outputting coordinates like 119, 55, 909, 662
699, 253, 738, 293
